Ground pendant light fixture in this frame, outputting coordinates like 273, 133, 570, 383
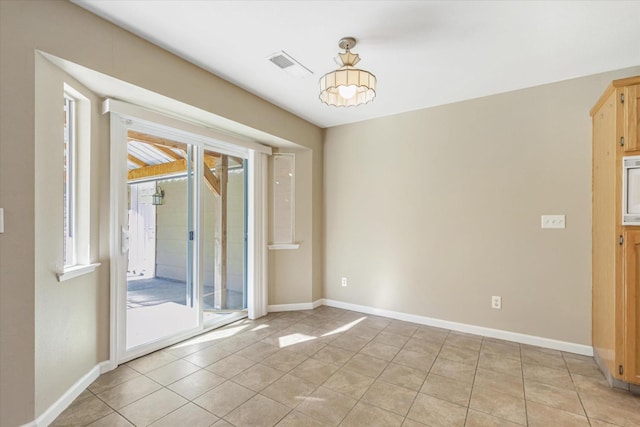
319, 37, 377, 107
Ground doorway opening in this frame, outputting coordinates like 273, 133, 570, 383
123, 128, 247, 353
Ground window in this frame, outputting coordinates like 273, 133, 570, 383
58, 85, 99, 281
63, 95, 76, 267
269, 153, 299, 249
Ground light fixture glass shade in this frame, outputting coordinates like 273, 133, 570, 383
338, 85, 358, 99
152, 186, 164, 206
319, 37, 376, 107
319, 66, 377, 107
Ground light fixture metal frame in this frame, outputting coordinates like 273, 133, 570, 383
152, 185, 165, 206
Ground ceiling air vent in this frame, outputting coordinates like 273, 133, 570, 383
267, 51, 313, 78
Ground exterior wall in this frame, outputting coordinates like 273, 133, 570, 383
155, 172, 244, 294
155, 179, 189, 282
324, 66, 640, 346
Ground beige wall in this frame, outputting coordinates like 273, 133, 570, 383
4, 0, 638, 424
0, 1, 322, 425
269, 149, 315, 305
324, 67, 640, 346
34, 52, 110, 417
312, 145, 325, 302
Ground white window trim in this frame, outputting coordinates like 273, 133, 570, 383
57, 263, 101, 282
63, 95, 77, 268
61, 84, 94, 277
268, 243, 301, 250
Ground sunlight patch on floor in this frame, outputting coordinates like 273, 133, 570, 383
278, 333, 316, 348
321, 317, 367, 336
127, 302, 197, 348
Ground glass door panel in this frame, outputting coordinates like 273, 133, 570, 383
126, 132, 197, 350
202, 149, 247, 322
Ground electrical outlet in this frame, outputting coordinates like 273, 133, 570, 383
541, 215, 566, 229
491, 296, 502, 309
341, 277, 348, 287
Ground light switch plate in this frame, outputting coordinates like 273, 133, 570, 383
0, 208, 4, 233
541, 214, 565, 229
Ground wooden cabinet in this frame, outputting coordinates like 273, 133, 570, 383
624, 85, 640, 152
592, 76, 640, 386
623, 229, 640, 384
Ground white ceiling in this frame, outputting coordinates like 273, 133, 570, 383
72, 0, 640, 129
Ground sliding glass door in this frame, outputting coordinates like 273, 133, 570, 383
111, 114, 250, 363
202, 148, 247, 321
125, 133, 198, 351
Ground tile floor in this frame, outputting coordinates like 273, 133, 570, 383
52, 306, 640, 426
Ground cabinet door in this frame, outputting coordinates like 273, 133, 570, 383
624, 85, 640, 152
624, 229, 640, 384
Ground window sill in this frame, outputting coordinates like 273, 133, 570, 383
57, 263, 101, 282
268, 243, 300, 250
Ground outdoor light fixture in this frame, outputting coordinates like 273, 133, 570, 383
319, 37, 377, 107
152, 186, 165, 206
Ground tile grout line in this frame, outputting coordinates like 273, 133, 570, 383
523, 349, 603, 425
321, 318, 393, 425
462, 334, 482, 427
520, 340, 529, 426
241, 311, 371, 426
50, 308, 636, 427
325, 326, 382, 426
564, 353, 594, 427
395, 326, 451, 425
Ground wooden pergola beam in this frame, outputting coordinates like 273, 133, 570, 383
229, 156, 244, 167
218, 156, 229, 308
218, 155, 228, 309
153, 144, 183, 160
128, 130, 188, 151
129, 131, 228, 160
127, 154, 148, 167
203, 163, 220, 196
204, 155, 217, 168
128, 159, 187, 181
128, 157, 222, 192
128, 131, 245, 167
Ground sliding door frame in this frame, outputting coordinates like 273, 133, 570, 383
105, 100, 270, 366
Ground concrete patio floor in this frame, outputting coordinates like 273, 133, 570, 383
127, 277, 244, 311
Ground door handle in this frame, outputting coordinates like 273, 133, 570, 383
121, 226, 130, 254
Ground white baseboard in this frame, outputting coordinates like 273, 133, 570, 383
268, 299, 323, 312
28, 360, 112, 427
322, 299, 593, 356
